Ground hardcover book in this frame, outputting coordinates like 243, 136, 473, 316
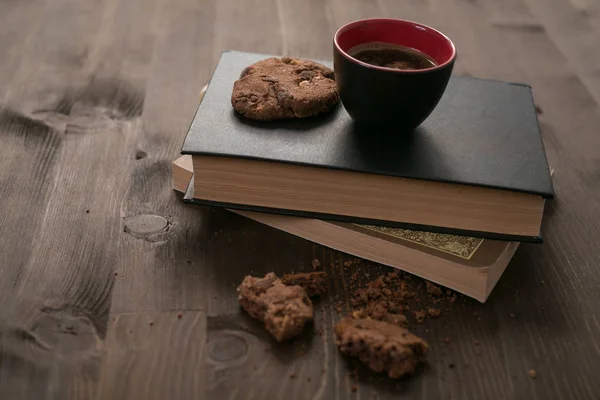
173, 154, 530, 302
181, 50, 554, 242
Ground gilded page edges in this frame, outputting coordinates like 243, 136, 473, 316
356, 225, 484, 260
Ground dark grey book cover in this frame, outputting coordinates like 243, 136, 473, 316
182, 50, 554, 198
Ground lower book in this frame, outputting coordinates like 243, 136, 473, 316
173, 155, 553, 303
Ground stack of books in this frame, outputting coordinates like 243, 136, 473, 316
174, 50, 555, 302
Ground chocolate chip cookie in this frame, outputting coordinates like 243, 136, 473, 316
237, 272, 314, 342
231, 57, 339, 121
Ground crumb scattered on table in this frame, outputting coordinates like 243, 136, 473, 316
413, 310, 426, 323
427, 308, 441, 318
426, 281, 443, 296
312, 258, 321, 270
281, 271, 328, 297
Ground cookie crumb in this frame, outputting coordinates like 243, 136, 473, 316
426, 281, 443, 296
289, 372, 296, 379
281, 271, 328, 297
351, 384, 358, 393
427, 308, 441, 318
149, 321, 154, 326
85, 209, 90, 214
177, 312, 182, 319
413, 310, 426, 323
312, 259, 321, 270
528, 369, 536, 379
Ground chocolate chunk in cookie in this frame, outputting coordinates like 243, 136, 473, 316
334, 317, 428, 379
231, 57, 339, 121
237, 272, 313, 342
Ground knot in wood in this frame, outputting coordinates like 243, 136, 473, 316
123, 214, 171, 240
206, 332, 248, 364
31, 308, 102, 357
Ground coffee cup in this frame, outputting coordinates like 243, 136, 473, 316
333, 18, 456, 131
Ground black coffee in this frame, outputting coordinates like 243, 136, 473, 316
348, 42, 438, 70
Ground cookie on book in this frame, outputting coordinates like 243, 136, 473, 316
231, 57, 339, 121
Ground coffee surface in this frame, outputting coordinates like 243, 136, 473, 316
348, 42, 438, 70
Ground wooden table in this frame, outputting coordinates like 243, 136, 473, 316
1, 0, 599, 398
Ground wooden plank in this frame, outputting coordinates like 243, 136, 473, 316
0, 0, 163, 397
0, 0, 53, 306
95, 1, 214, 398
97, 311, 206, 400
105, 0, 215, 315
0, 0, 47, 99
0, 0, 111, 397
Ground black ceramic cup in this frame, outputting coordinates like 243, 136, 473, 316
333, 18, 456, 131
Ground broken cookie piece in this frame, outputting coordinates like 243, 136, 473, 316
237, 272, 313, 342
281, 271, 328, 297
334, 317, 428, 379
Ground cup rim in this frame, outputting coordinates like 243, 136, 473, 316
333, 18, 457, 74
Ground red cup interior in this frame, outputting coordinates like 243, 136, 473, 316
334, 18, 456, 72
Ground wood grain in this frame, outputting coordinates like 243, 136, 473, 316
105, 0, 212, 316
0, 0, 599, 398
97, 311, 206, 400
276, 0, 335, 60
0, 0, 115, 398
